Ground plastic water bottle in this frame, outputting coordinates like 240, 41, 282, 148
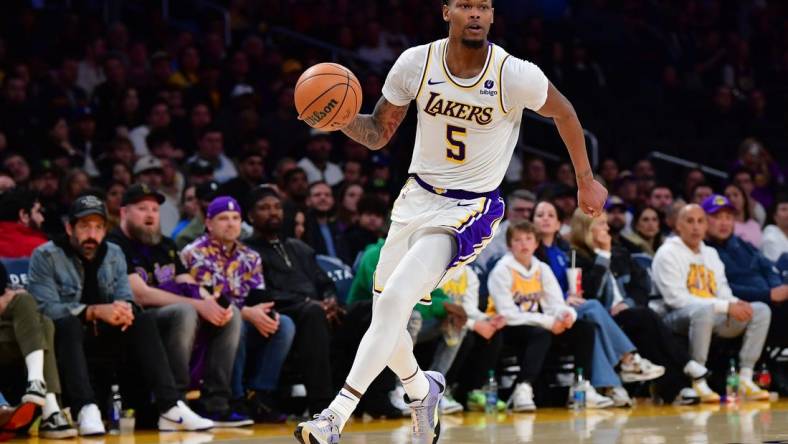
571, 368, 587, 411
726, 359, 739, 404
484, 370, 498, 414
109, 384, 122, 434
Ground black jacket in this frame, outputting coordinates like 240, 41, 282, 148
575, 246, 650, 309
245, 236, 337, 308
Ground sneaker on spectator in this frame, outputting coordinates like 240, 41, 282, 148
509, 382, 536, 412
586, 387, 615, 409
603, 387, 633, 408
39, 411, 78, 439
77, 404, 105, 436
247, 391, 287, 423
619, 354, 665, 383
739, 378, 770, 401
674, 387, 700, 405
692, 379, 721, 404
439, 392, 464, 415
466, 390, 506, 412
202, 410, 253, 428
21, 380, 46, 406
159, 401, 214, 432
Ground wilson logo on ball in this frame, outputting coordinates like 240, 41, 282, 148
304, 99, 339, 126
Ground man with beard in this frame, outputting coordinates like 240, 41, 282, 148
181, 196, 294, 422
245, 187, 339, 417
0, 188, 47, 258
106, 184, 250, 427
604, 196, 641, 253
303, 181, 345, 259
28, 194, 213, 435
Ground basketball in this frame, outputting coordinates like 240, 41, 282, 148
294, 62, 362, 131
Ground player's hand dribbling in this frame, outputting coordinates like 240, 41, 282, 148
577, 175, 608, 217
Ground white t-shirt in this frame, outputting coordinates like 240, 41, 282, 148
761, 225, 788, 263
128, 125, 151, 157
297, 157, 344, 186
381, 39, 548, 193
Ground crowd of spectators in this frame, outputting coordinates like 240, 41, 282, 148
0, 0, 788, 439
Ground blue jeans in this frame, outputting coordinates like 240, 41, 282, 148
576, 300, 636, 388
231, 316, 295, 399
0, 391, 7, 407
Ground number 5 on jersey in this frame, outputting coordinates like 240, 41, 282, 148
445, 125, 467, 163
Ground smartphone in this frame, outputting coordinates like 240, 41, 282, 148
217, 295, 232, 309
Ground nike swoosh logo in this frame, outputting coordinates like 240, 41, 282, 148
162, 416, 184, 424
457, 202, 475, 207
427, 79, 446, 86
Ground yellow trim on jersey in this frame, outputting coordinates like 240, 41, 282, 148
498, 54, 511, 114
414, 42, 434, 101
441, 40, 494, 90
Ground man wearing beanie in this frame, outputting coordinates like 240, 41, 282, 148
106, 184, 250, 427
181, 196, 294, 422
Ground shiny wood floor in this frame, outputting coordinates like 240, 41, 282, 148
19, 400, 788, 444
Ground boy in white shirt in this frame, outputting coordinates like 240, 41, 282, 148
488, 221, 613, 411
653, 203, 771, 402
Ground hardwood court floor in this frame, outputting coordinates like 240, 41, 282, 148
19, 400, 788, 444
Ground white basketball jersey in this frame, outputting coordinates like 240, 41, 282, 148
382, 38, 549, 193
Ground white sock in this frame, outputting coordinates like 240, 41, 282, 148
25, 350, 44, 382
684, 360, 708, 380
327, 388, 359, 431
42, 393, 60, 418
740, 367, 754, 382
402, 367, 430, 402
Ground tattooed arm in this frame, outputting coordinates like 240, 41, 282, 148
341, 96, 409, 150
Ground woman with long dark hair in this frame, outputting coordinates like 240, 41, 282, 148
531, 201, 664, 406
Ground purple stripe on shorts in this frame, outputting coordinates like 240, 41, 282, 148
447, 194, 505, 269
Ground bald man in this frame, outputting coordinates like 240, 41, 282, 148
652, 204, 771, 403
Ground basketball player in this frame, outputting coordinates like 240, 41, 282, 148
295, 1, 607, 442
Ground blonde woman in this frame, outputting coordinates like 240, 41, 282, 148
569, 208, 710, 404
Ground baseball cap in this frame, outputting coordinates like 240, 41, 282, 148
122, 183, 166, 206
196, 181, 220, 202
188, 158, 214, 176
69, 194, 107, 222
701, 194, 736, 215
207, 196, 241, 219
133, 155, 164, 175
604, 196, 628, 212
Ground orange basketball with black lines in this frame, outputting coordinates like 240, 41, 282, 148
294, 62, 362, 131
